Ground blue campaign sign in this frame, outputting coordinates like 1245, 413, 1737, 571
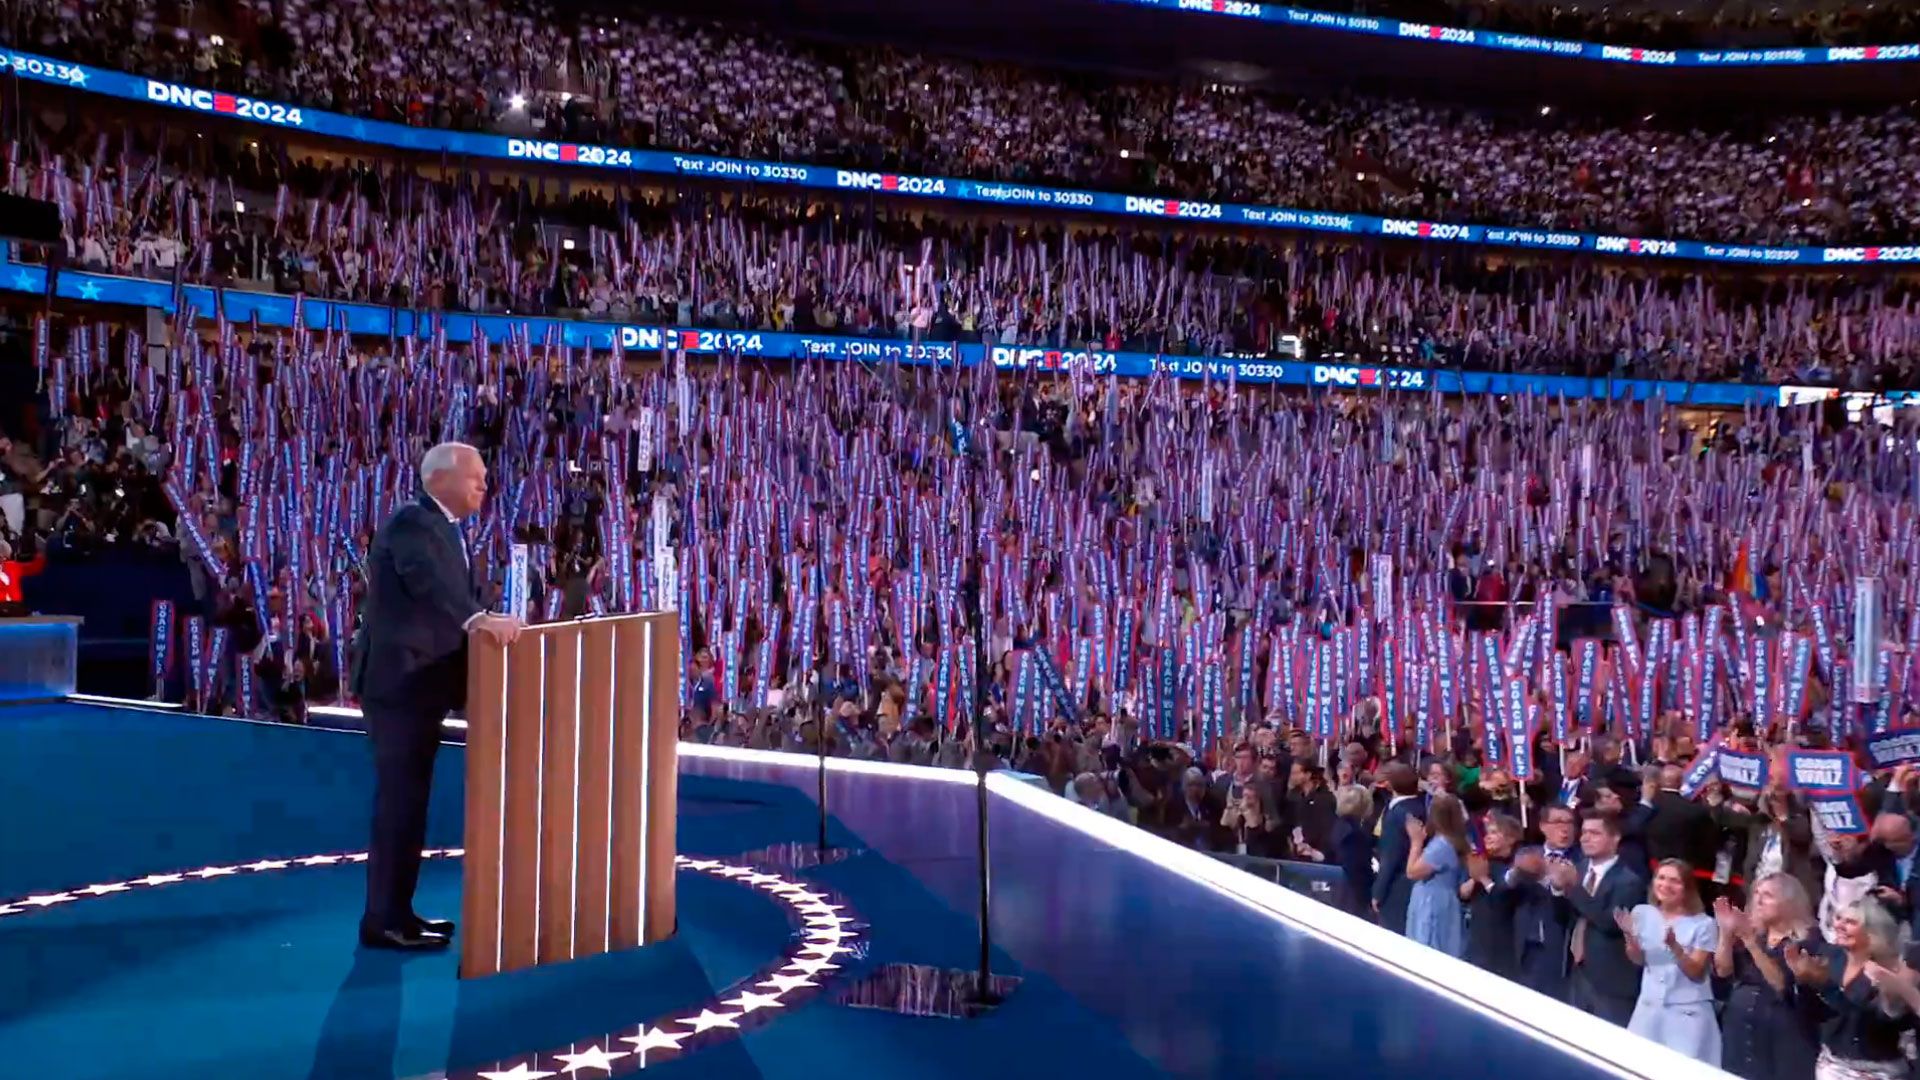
0, 242, 1859, 409
1105, 0, 1920, 68
4, 47, 1919, 269
1864, 730, 1920, 770
1808, 792, 1869, 835
1715, 748, 1770, 791
1785, 749, 1859, 793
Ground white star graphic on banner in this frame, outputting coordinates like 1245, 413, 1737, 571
298, 855, 341, 866
476, 1064, 555, 1080
782, 957, 840, 976
719, 990, 784, 1013
76, 882, 133, 896
191, 866, 239, 878
244, 859, 292, 872
619, 1027, 686, 1054
756, 973, 815, 993
676, 1009, 741, 1034
551, 1045, 627, 1073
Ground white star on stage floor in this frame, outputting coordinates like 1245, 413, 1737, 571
712, 866, 752, 878
191, 866, 239, 878
244, 859, 291, 871
298, 855, 341, 866
676, 1009, 741, 1034
782, 957, 840, 976
475, 1064, 555, 1080
346, 853, 369, 862
681, 859, 721, 871
75, 882, 132, 896
798, 941, 853, 958
131, 874, 184, 887
719, 990, 784, 1013
741, 873, 783, 887
757, 973, 815, 993
551, 1045, 627, 1073
783, 890, 828, 905
619, 1027, 686, 1055
21, 893, 76, 907
0, 904, 20, 916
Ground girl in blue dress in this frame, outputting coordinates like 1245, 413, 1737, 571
1404, 793, 1468, 958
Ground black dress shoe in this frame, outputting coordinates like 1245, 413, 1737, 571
359, 927, 451, 951
412, 915, 456, 937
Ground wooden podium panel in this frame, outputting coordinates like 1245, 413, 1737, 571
461, 612, 679, 978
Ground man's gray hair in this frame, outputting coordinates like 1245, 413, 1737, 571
420, 442, 478, 484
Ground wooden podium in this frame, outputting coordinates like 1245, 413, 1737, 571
460, 612, 679, 978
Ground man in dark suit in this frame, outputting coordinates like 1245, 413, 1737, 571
1508, 802, 1578, 1000
1550, 812, 1646, 1026
1644, 763, 1718, 872
1371, 762, 1427, 935
350, 442, 521, 951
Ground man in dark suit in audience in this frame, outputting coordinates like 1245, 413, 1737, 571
1371, 762, 1426, 935
350, 442, 522, 951
1509, 802, 1579, 1001
1645, 762, 1718, 873
1550, 812, 1646, 1026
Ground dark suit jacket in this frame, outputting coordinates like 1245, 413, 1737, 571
1645, 790, 1718, 872
1331, 816, 1376, 918
1464, 858, 1520, 979
1564, 858, 1647, 1002
1372, 795, 1428, 931
1159, 794, 1225, 851
351, 496, 484, 714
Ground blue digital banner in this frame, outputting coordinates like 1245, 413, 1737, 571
4, 48, 1918, 268
1107, 0, 1920, 68
1, 244, 1806, 406
0, 244, 1860, 407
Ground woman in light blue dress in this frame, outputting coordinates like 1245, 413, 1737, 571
1617, 858, 1721, 1066
1404, 793, 1468, 958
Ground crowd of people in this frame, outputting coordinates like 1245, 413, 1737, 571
7, 3, 1920, 244
9, 272, 1920, 1072
10, 121, 1920, 390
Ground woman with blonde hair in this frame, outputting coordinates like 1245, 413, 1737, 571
1614, 858, 1719, 1064
1715, 873, 1822, 1080
1784, 899, 1919, 1080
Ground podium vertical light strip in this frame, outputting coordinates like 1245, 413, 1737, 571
459, 635, 509, 978
570, 628, 583, 960
644, 615, 680, 940
637, 619, 652, 942
537, 629, 581, 964
499, 635, 547, 972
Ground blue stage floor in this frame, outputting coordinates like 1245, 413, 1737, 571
1, 702, 1725, 1080
0, 703, 1155, 1080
